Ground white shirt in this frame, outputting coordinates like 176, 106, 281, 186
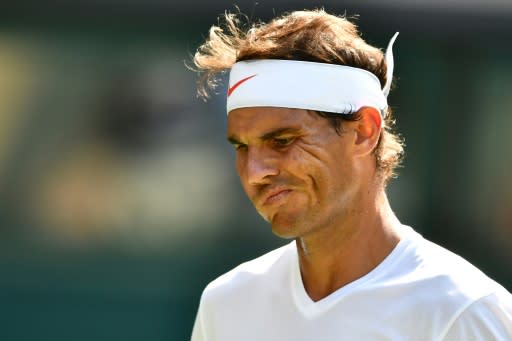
192, 226, 512, 340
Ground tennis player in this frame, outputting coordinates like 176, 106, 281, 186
191, 9, 512, 340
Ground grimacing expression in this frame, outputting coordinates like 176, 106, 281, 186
227, 107, 361, 239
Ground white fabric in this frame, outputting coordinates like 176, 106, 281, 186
383, 32, 399, 97
443, 289, 512, 340
226, 33, 399, 117
226, 60, 387, 116
191, 226, 512, 341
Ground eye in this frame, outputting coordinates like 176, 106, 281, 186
272, 137, 295, 148
234, 143, 248, 151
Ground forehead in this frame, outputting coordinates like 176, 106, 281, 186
227, 107, 314, 136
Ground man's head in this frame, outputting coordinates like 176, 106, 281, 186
194, 9, 405, 237
195, 9, 403, 182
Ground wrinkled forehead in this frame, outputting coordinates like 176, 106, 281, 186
227, 107, 315, 137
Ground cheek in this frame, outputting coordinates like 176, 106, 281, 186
235, 152, 248, 179
235, 154, 251, 192
289, 148, 332, 188
298, 152, 351, 205
235, 151, 244, 172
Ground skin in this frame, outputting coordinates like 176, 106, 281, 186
227, 106, 403, 301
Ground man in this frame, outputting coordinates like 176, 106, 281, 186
191, 9, 512, 340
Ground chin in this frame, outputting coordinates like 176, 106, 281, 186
271, 226, 297, 239
258, 201, 308, 238
269, 213, 303, 239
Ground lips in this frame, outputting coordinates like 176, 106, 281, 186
262, 188, 292, 206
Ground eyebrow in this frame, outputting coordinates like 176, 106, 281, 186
227, 127, 302, 145
261, 127, 301, 141
227, 135, 242, 146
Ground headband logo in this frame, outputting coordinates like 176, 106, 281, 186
227, 74, 257, 97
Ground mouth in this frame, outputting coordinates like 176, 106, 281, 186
262, 189, 292, 206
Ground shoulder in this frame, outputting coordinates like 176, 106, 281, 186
418, 235, 499, 294
376, 227, 505, 310
374, 227, 512, 338
201, 241, 295, 302
397, 228, 510, 316
192, 242, 295, 340
440, 287, 512, 340
413, 236, 512, 340
402, 227, 502, 301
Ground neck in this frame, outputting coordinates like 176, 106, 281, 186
295, 187, 403, 302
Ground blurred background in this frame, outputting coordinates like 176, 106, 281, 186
0, 0, 511, 340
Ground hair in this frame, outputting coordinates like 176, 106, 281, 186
193, 9, 404, 184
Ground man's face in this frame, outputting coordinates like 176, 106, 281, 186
227, 107, 361, 239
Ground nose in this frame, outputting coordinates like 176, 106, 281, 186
242, 147, 279, 185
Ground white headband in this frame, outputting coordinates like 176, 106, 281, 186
227, 32, 399, 117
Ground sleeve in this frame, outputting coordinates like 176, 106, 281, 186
191, 305, 205, 341
441, 288, 512, 341
191, 295, 208, 341
191, 289, 215, 341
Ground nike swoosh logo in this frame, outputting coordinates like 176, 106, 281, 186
227, 74, 257, 97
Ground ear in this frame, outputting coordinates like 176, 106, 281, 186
352, 106, 382, 157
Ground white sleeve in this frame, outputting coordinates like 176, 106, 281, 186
191, 289, 215, 341
442, 288, 512, 341
191, 305, 206, 341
